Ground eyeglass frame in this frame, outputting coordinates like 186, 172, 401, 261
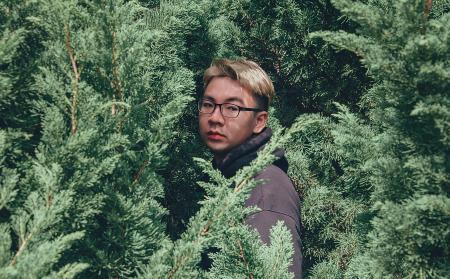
197, 99, 265, 118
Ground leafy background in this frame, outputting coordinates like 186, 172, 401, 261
0, 0, 448, 278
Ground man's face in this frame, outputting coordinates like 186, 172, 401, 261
199, 77, 267, 158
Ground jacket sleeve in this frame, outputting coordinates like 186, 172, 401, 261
246, 210, 303, 279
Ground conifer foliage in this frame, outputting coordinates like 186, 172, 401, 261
1, 0, 449, 278
296, 0, 450, 277
1, 0, 297, 278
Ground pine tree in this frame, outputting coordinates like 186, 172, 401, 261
1, 0, 297, 278
295, 0, 449, 277
2, 0, 194, 277
1, 1, 88, 277
30, 0, 200, 276
5, 0, 447, 278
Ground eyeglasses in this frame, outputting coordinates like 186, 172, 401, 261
198, 99, 264, 118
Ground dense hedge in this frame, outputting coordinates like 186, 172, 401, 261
1, 0, 448, 278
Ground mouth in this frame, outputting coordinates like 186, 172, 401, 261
207, 131, 225, 140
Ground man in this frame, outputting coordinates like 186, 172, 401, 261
198, 59, 302, 278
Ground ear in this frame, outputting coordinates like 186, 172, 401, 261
252, 111, 268, 134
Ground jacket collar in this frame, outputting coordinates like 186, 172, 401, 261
213, 128, 288, 178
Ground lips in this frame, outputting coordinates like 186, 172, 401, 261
207, 131, 225, 140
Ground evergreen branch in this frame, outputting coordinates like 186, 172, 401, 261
111, 31, 123, 116
168, 197, 232, 278
166, 195, 234, 279
9, 188, 58, 266
166, 257, 185, 279
132, 160, 149, 185
9, 229, 34, 266
131, 96, 192, 188
199, 178, 255, 238
144, 0, 177, 30
424, 0, 433, 19
330, 0, 382, 30
165, 181, 243, 279
0, 169, 19, 210
64, 23, 80, 134
237, 239, 254, 279
421, 0, 434, 33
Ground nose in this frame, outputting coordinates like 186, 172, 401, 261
208, 104, 225, 125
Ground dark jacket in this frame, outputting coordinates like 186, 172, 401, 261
213, 128, 302, 279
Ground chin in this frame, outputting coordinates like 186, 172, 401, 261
207, 144, 228, 153
206, 142, 230, 155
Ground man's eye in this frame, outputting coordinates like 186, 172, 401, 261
224, 105, 239, 112
202, 102, 214, 108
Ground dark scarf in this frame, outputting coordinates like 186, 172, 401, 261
213, 128, 288, 178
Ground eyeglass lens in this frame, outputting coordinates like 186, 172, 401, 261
198, 100, 240, 118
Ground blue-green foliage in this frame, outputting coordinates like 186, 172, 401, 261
1, 1, 88, 277
31, 1, 197, 277
1, 0, 298, 278
1, 0, 195, 277
297, 0, 450, 277
207, 221, 294, 279
2, 0, 449, 278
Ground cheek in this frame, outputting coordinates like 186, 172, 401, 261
198, 116, 207, 130
228, 116, 255, 136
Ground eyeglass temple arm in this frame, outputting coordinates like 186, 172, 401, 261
239, 107, 265, 112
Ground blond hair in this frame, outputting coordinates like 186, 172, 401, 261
203, 59, 275, 110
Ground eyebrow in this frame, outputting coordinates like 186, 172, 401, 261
203, 95, 244, 105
